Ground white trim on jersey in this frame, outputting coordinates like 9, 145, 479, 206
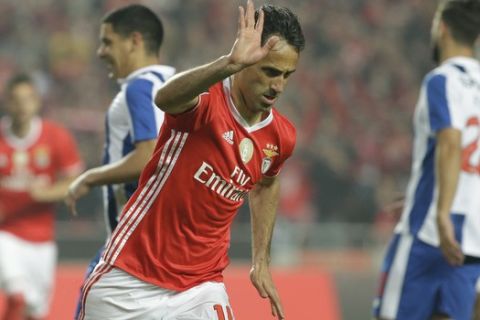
1, 117, 42, 150
103, 129, 189, 264
380, 234, 414, 318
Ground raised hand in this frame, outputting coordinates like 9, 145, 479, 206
228, 0, 279, 69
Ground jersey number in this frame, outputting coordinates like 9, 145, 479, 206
213, 304, 233, 320
461, 116, 480, 174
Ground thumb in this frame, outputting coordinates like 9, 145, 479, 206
263, 35, 280, 51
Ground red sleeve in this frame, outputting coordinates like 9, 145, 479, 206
51, 124, 83, 176
164, 82, 223, 131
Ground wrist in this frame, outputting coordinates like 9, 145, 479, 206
224, 54, 247, 74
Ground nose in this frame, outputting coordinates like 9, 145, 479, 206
270, 76, 286, 95
97, 45, 105, 58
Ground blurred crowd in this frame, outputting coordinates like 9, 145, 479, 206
0, 0, 440, 226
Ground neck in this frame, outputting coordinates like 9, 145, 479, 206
440, 40, 474, 63
127, 55, 159, 76
10, 118, 33, 138
230, 77, 264, 126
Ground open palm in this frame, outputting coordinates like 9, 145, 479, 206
229, 0, 279, 68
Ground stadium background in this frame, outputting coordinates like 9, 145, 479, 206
0, 0, 464, 319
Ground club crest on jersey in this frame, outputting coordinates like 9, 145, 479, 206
239, 138, 254, 164
12, 151, 29, 168
262, 143, 279, 158
34, 146, 50, 168
261, 157, 272, 174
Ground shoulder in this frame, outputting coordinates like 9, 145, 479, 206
272, 109, 296, 138
41, 119, 69, 133
125, 77, 155, 97
424, 63, 464, 89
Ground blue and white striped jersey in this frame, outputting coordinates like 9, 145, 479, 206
395, 56, 480, 257
102, 65, 175, 234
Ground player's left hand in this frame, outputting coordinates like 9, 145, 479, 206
437, 216, 464, 266
250, 263, 285, 319
65, 173, 92, 216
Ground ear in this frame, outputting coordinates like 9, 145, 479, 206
130, 31, 144, 52
438, 20, 449, 39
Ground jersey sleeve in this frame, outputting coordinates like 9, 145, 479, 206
52, 125, 83, 176
426, 73, 463, 132
125, 78, 160, 142
163, 82, 222, 131
264, 123, 297, 177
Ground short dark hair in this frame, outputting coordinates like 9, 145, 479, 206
255, 5, 305, 52
5, 73, 34, 96
102, 4, 164, 55
441, 0, 480, 46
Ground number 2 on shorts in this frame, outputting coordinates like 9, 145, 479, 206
213, 304, 233, 320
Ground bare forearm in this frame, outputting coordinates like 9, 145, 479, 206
155, 55, 243, 114
436, 130, 461, 221
249, 178, 280, 266
84, 152, 147, 187
32, 177, 77, 202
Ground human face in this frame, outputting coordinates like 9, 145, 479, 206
97, 23, 133, 79
234, 40, 299, 122
6, 83, 41, 125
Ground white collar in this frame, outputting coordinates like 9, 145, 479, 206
1, 117, 42, 150
222, 77, 273, 133
117, 65, 176, 85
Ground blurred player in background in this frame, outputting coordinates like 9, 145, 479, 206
0, 74, 83, 320
64, 4, 174, 319
79, 1, 304, 319
373, 1, 480, 319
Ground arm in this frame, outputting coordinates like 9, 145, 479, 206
249, 175, 284, 320
154, 0, 279, 114
435, 127, 464, 266
65, 139, 156, 215
30, 175, 79, 203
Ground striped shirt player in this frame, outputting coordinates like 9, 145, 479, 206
102, 64, 175, 234
374, 57, 480, 319
73, 64, 174, 319
79, 78, 296, 320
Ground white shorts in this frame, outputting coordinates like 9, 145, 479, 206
82, 265, 235, 320
0, 231, 56, 317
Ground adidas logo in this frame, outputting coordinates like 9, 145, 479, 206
222, 130, 234, 145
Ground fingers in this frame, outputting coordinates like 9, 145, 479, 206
252, 279, 269, 298
442, 241, 464, 266
267, 288, 285, 319
65, 191, 78, 216
255, 7, 264, 31
238, 6, 245, 30
264, 36, 280, 51
245, 0, 255, 28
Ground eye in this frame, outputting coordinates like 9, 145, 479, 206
262, 67, 282, 78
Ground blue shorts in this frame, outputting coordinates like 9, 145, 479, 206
373, 233, 480, 320
74, 246, 104, 320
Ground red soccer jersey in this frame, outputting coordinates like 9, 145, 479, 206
104, 79, 296, 291
0, 118, 83, 242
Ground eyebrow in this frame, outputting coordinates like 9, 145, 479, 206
262, 66, 296, 74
